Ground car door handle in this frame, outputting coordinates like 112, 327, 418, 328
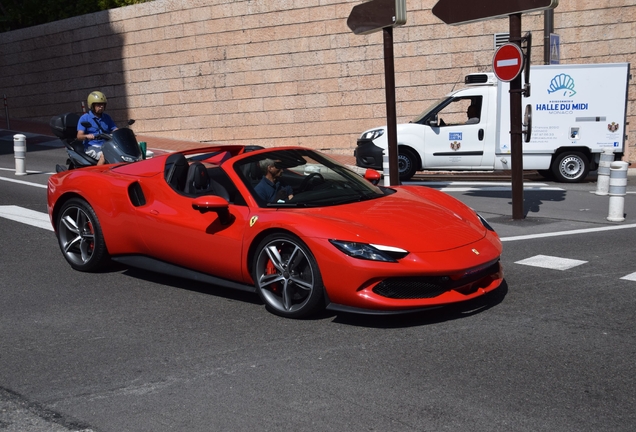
478, 129, 484, 141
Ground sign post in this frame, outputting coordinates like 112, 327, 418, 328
348, 0, 406, 186
433, 0, 559, 220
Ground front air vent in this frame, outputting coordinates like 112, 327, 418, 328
128, 182, 146, 207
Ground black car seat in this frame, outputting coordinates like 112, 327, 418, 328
185, 162, 211, 195
185, 162, 231, 201
164, 153, 189, 193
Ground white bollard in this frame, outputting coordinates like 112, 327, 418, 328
607, 161, 629, 222
13, 134, 27, 176
382, 153, 390, 186
594, 148, 614, 195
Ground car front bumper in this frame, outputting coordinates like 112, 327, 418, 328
354, 138, 384, 170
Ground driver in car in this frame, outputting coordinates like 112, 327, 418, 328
254, 158, 294, 203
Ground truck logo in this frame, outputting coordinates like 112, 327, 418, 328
608, 122, 619, 132
548, 73, 576, 97
450, 141, 461, 151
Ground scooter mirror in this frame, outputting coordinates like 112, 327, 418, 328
127, 119, 135, 126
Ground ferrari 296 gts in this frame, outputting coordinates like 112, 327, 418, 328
47, 145, 503, 318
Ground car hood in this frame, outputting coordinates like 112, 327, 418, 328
294, 186, 488, 253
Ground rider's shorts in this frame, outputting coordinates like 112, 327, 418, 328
85, 146, 103, 161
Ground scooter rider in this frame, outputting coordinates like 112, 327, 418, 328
77, 91, 117, 165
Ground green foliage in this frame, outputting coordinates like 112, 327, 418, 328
0, 0, 153, 32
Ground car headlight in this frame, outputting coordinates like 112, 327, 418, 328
329, 240, 408, 262
360, 129, 385, 141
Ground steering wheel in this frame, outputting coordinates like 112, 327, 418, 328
298, 173, 324, 192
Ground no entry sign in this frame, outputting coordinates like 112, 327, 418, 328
492, 43, 524, 82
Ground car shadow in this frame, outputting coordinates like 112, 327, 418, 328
330, 280, 508, 328
111, 262, 507, 325
117, 264, 264, 307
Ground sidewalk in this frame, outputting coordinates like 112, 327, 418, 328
0, 118, 358, 166
1, 118, 634, 177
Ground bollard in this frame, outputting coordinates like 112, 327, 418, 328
594, 148, 614, 195
607, 161, 628, 222
13, 134, 27, 176
382, 153, 390, 186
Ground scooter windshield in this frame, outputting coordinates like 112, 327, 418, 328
111, 128, 143, 160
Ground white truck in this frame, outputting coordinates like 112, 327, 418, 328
354, 63, 631, 182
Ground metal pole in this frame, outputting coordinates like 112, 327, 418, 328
543, 9, 554, 65
4, 94, 9, 130
510, 13, 524, 220
383, 26, 400, 186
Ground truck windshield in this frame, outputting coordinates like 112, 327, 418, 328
410, 97, 451, 124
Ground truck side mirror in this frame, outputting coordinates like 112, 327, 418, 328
428, 114, 439, 127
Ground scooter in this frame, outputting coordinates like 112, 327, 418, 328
50, 112, 143, 172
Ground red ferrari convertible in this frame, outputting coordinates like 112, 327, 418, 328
47, 146, 503, 318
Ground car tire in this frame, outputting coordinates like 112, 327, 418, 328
551, 151, 589, 183
56, 198, 110, 272
398, 147, 419, 181
253, 233, 324, 318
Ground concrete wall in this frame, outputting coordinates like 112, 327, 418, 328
0, 0, 634, 158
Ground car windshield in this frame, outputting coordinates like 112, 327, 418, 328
410, 97, 451, 124
235, 149, 389, 208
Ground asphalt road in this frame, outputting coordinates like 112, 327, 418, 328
1, 137, 635, 431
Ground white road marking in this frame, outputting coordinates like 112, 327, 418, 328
500, 223, 636, 242
404, 181, 565, 193
0, 176, 48, 188
438, 186, 565, 192
0, 167, 54, 175
0, 205, 53, 231
515, 255, 587, 271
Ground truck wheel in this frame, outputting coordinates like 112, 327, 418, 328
551, 151, 589, 183
398, 148, 419, 181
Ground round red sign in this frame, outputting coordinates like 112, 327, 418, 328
492, 43, 524, 82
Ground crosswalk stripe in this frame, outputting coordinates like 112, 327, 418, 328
620, 272, 636, 281
515, 255, 587, 270
0, 205, 53, 231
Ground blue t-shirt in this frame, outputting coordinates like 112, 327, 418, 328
77, 112, 117, 149
254, 177, 293, 203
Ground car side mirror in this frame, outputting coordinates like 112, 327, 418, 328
363, 169, 381, 185
428, 114, 439, 127
192, 195, 231, 225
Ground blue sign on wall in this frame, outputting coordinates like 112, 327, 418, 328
550, 33, 560, 64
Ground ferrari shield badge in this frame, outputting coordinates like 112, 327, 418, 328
250, 216, 258, 227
